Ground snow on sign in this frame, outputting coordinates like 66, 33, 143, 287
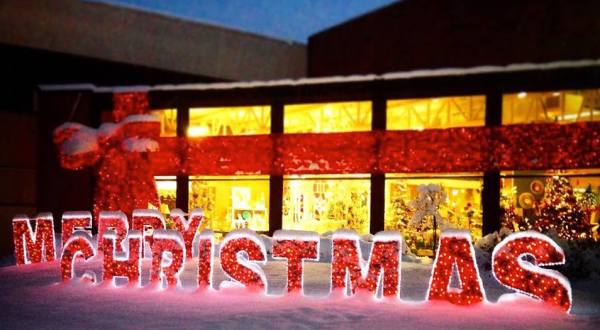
11, 210, 572, 313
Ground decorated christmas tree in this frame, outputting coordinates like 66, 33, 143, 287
536, 176, 590, 240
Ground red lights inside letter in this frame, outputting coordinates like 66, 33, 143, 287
427, 231, 485, 305
12, 213, 56, 265
272, 230, 319, 294
219, 229, 267, 293
492, 231, 572, 313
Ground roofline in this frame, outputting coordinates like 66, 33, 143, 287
38, 58, 600, 93
308, 0, 403, 40
86, 0, 304, 46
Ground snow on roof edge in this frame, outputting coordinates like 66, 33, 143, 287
39, 58, 600, 93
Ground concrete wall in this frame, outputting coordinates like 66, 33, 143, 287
0, 0, 306, 81
0, 113, 37, 258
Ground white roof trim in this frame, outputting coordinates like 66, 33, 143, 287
39, 58, 600, 93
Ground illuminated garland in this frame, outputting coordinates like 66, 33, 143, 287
492, 231, 572, 312
54, 92, 600, 219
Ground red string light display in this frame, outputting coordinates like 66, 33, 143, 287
131, 209, 167, 257
427, 231, 486, 305
219, 229, 267, 293
331, 230, 402, 297
272, 230, 319, 294
197, 231, 215, 290
169, 208, 205, 258
54, 92, 160, 224
60, 231, 96, 282
97, 211, 129, 253
61, 211, 92, 247
492, 231, 572, 313
12, 213, 56, 265
102, 230, 143, 287
53, 91, 600, 224
150, 230, 186, 289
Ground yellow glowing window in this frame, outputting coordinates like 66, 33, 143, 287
384, 173, 483, 256
502, 89, 600, 124
283, 174, 370, 235
189, 176, 269, 233
284, 101, 372, 133
500, 169, 600, 239
150, 109, 177, 137
387, 96, 485, 130
155, 176, 177, 215
188, 106, 270, 137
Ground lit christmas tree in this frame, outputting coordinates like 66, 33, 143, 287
536, 176, 590, 240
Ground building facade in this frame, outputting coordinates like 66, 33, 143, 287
41, 61, 600, 256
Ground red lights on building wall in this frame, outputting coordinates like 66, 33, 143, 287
54, 92, 600, 219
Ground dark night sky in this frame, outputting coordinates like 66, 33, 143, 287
92, 0, 398, 42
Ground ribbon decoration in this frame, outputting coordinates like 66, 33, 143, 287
53, 93, 160, 226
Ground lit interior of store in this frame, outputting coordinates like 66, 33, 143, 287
152, 90, 600, 253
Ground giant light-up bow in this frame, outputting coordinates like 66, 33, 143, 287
53, 93, 160, 226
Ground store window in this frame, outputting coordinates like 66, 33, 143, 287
384, 174, 483, 256
284, 101, 372, 133
502, 89, 600, 124
150, 109, 177, 137
155, 176, 177, 215
282, 174, 370, 235
500, 169, 600, 240
188, 176, 269, 235
387, 96, 485, 130
188, 106, 270, 136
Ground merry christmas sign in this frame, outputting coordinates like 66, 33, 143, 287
12, 209, 572, 313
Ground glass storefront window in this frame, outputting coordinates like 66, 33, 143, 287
284, 101, 372, 133
282, 174, 370, 235
150, 109, 177, 137
155, 176, 177, 215
502, 89, 600, 125
384, 173, 483, 256
188, 176, 269, 234
500, 169, 600, 240
387, 96, 485, 130
188, 106, 270, 136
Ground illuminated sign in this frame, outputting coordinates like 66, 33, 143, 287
12, 209, 572, 313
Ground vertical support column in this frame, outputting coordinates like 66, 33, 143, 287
370, 95, 386, 234
268, 101, 284, 236
176, 106, 189, 213
482, 92, 502, 235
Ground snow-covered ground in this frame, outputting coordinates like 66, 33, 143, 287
1, 254, 599, 329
